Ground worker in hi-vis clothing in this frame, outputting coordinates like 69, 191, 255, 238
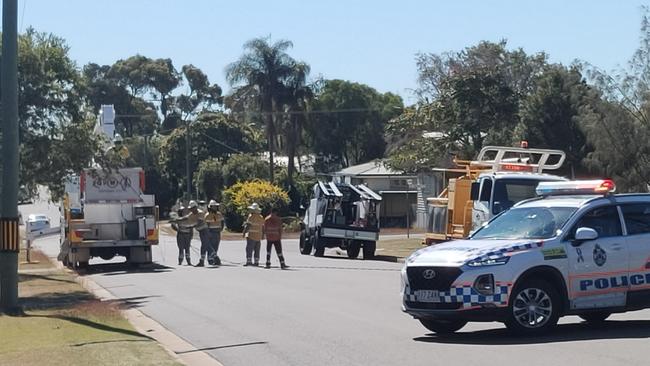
205, 200, 225, 265
243, 202, 263, 266
264, 208, 288, 269
171, 205, 193, 265
172, 200, 204, 266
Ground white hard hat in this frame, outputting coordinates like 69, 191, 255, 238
247, 202, 261, 212
114, 133, 123, 143
188, 200, 198, 209
208, 200, 219, 207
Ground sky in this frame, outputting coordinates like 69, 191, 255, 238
6, 0, 649, 104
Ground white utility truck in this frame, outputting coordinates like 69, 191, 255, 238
300, 181, 382, 259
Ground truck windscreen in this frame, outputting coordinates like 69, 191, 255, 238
492, 179, 543, 214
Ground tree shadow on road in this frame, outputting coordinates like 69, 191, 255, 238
414, 320, 650, 345
317, 251, 402, 264
79, 262, 173, 276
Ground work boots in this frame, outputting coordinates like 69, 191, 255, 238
196, 259, 205, 267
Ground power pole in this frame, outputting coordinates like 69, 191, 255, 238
185, 121, 191, 200
0, 0, 20, 312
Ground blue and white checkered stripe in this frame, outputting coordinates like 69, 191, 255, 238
405, 285, 510, 309
471, 241, 543, 264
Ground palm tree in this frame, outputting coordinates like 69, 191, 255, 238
226, 37, 297, 181
280, 62, 312, 185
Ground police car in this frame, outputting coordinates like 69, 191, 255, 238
402, 179, 650, 335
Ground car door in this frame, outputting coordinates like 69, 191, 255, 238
620, 203, 650, 307
565, 205, 629, 310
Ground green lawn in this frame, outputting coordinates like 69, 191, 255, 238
0, 251, 180, 366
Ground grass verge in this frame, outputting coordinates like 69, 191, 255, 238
0, 250, 180, 366
376, 237, 424, 260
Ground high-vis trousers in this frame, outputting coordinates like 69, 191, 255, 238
177, 231, 193, 264
198, 228, 212, 261
266, 240, 286, 268
245, 238, 260, 265
208, 229, 221, 265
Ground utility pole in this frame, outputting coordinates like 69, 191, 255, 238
185, 121, 191, 200
0, 0, 20, 312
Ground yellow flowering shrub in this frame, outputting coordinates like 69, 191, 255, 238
222, 180, 290, 231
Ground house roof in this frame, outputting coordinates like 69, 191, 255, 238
335, 160, 408, 177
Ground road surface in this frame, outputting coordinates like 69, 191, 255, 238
35, 234, 650, 366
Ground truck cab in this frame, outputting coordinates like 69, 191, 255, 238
471, 172, 567, 232
425, 145, 568, 244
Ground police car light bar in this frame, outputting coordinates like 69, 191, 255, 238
536, 179, 616, 196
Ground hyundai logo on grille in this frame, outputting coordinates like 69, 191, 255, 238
422, 269, 436, 280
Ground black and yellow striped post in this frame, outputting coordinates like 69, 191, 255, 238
0, 218, 20, 252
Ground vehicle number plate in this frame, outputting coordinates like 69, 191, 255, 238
414, 290, 440, 302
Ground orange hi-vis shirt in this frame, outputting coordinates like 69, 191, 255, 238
264, 214, 283, 241
245, 213, 264, 241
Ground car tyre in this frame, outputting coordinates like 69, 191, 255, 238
419, 319, 467, 334
505, 279, 560, 335
299, 230, 312, 255
579, 312, 611, 323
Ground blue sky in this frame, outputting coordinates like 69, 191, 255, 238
9, 0, 649, 103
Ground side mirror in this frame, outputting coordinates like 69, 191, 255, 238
470, 182, 480, 201
573, 227, 598, 246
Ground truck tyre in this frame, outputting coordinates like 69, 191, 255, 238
579, 312, 611, 323
300, 230, 312, 255
419, 319, 467, 334
347, 240, 361, 259
313, 231, 325, 257
362, 241, 376, 260
505, 279, 560, 335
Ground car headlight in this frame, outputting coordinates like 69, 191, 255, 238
467, 256, 510, 267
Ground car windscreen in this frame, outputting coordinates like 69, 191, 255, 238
472, 206, 577, 240
492, 179, 551, 214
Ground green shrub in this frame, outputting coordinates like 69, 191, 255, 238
222, 180, 290, 232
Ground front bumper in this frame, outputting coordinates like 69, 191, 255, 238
70, 240, 155, 248
402, 303, 509, 322
401, 265, 512, 322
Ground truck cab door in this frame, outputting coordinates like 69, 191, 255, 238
566, 205, 629, 310
472, 177, 492, 231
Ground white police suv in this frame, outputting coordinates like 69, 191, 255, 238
402, 179, 650, 335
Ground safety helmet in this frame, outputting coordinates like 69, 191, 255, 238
188, 200, 198, 209
208, 200, 219, 208
248, 202, 261, 212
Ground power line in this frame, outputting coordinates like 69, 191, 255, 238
226, 107, 388, 117
196, 131, 244, 154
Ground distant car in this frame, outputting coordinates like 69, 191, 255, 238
27, 214, 50, 234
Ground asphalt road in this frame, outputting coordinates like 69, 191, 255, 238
35, 234, 650, 366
